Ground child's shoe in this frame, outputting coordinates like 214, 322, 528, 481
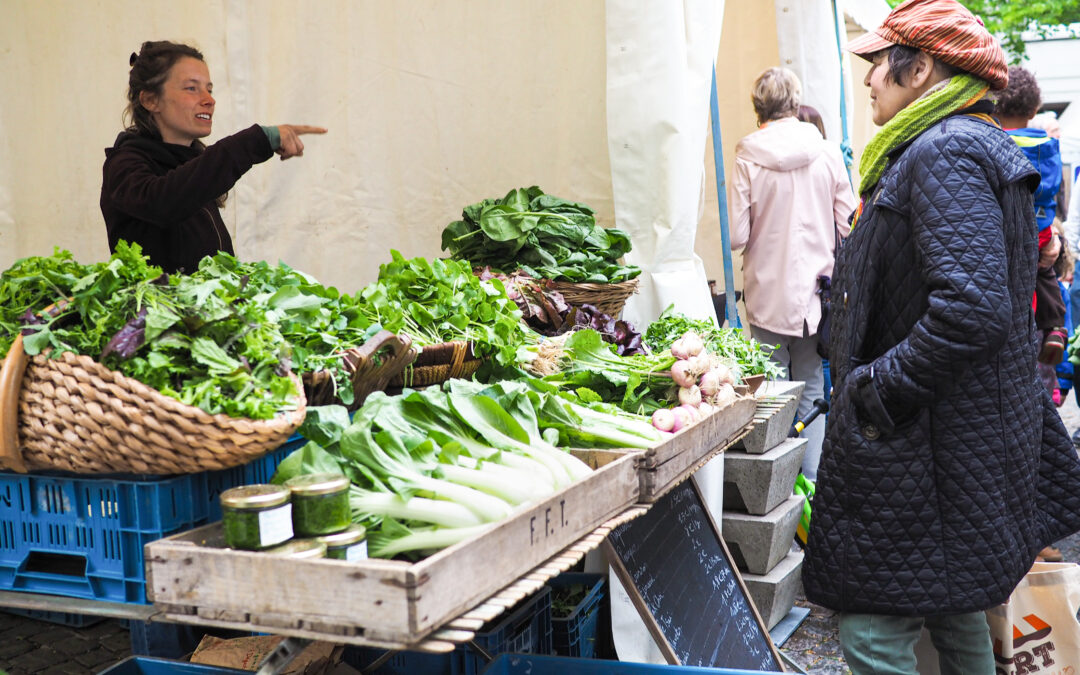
1039, 328, 1068, 365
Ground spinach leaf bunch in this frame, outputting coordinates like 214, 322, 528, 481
356, 251, 532, 366
441, 186, 641, 283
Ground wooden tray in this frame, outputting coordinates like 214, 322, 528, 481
634, 393, 757, 502
145, 449, 639, 647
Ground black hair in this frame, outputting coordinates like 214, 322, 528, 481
879, 44, 963, 87
996, 66, 1042, 119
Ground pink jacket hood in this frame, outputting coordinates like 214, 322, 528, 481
735, 117, 831, 172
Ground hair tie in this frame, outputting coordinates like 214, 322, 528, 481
129, 52, 138, 67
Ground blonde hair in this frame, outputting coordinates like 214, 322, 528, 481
752, 67, 802, 125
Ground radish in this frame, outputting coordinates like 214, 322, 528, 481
698, 369, 722, 397
678, 385, 702, 407
698, 401, 716, 417
712, 362, 735, 385
652, 408, 675, 432
713, 383, 737, 408
677, 404, 701, 423
671, 406, 692, 431
680, 331, 705, 357
670, 338, 690, 360
670, 360, 697, 388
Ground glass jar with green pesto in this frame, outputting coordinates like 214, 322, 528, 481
284, 473, 351, 537
220, 484, 293, 550
317, 524, 368, 561
263, 538, 327, 559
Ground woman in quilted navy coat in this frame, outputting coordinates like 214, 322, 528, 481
801, 0, 1080, 671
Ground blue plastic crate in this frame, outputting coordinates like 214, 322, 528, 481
548, 573, 605, 659
205, 441, 299, 521
2, 606, 105, 627
343, 645, 461, 675
480, 654, 783, 675
97, 656, 247, 674
0, 434, 300, 605
344, 586, 552, 675
463, 586, 552, 675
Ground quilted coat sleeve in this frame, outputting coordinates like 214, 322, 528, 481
832, 153, 856, 239
856, 138, 1014, 428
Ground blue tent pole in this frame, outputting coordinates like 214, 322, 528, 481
710, 65, 741, 328
832, 0, 855, 180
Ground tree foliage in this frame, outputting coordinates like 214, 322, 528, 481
888, 0, 1080, 63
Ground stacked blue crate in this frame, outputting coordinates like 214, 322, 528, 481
0, 435, 301, 606
345, 586, 553, 675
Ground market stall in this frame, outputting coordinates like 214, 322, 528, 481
0, 1, 888, 672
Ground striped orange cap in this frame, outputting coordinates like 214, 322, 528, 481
846, 0, 1008, 90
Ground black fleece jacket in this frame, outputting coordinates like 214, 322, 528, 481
100, 124, 274, 274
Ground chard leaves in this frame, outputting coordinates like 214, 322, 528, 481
441, 186, 641, 283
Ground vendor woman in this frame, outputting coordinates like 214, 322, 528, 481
101, 40, 326, 274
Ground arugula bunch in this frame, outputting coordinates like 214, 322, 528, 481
0, 248, 102, 357
441, 186, 641, 283
643, 305, 785, 379
190, 254, 383, 406
355, 251, 532, 366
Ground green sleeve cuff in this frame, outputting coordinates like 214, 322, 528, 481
260, 125, 281, 151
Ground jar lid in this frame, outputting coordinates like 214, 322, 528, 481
264, 539, 327, 559
285, 473, 350, 496
317, 524, 367, 548
220, 484, 291, 509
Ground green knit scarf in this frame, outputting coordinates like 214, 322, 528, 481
858, 74, 990, 195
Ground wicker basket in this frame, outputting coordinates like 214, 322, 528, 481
388, 340, 482, 388
545, 278, 639, 318
302, 330, 416, 409
0, 334, 306, 475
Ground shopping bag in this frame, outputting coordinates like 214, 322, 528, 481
986, 561, 1080, 674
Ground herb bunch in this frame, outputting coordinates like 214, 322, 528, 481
643, 305, 785, 379
356, 251, 533, 366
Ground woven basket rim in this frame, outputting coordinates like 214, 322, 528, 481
544, 277, 640, 291
45, 350, 307, 430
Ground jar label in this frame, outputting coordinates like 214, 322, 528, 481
346, 540, 369, 561
259, 504, 294, 547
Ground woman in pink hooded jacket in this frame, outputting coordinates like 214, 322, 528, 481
730, 67, 856, 481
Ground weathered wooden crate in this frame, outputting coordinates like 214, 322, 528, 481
635, 394, 757, 502
144, 449, 638, 648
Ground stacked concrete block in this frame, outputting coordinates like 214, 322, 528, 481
741, 550, 805, 630
722, 380, 807, 630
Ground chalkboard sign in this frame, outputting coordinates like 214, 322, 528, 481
604, 479, 784, 671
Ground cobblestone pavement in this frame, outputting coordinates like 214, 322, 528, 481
0, 612, 130, 675
5, 395, 1080, 674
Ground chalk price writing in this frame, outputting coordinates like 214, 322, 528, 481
528, 499, 568, 545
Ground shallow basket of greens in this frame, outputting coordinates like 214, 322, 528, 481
0, 244, 306, 474
143, 384, 643, 646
